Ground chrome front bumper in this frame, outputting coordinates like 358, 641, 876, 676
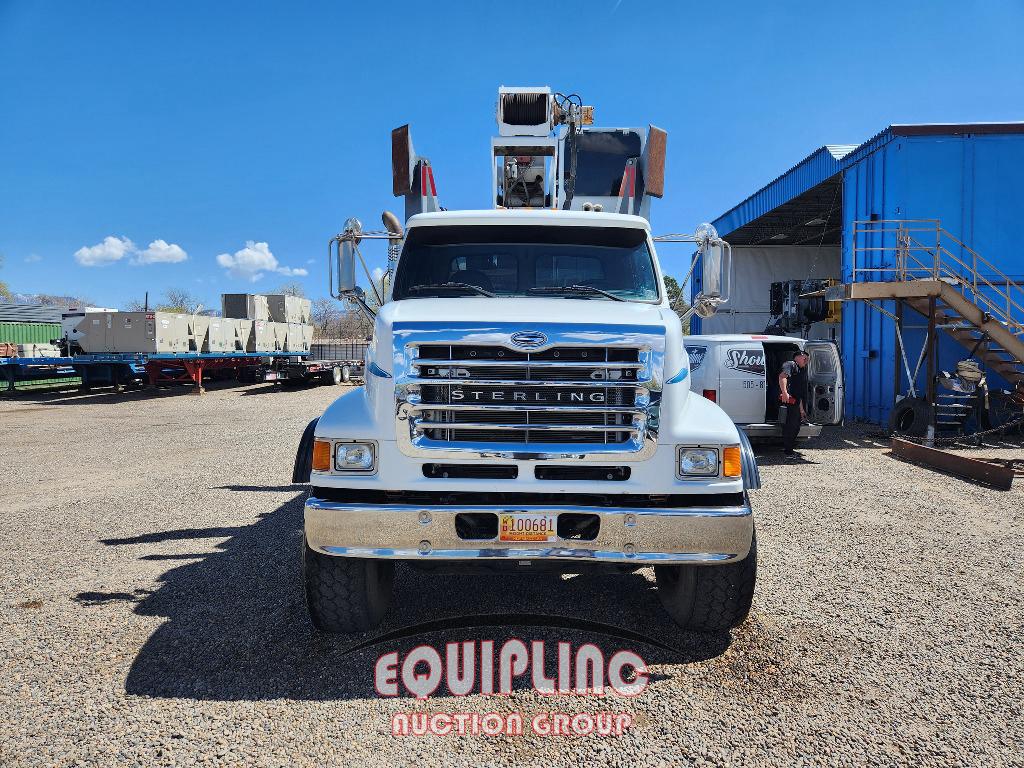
304, 496, 754, 565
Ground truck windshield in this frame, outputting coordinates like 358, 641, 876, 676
391, 225, 659, 302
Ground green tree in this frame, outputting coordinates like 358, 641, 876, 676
663, 275, 692, 334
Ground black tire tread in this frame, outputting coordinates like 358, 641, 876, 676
656, 532, 757, 633
687, 534, 757, 632
303, 539, 393, 633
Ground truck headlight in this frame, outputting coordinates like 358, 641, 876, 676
677, 447, 719, 478
334, 441, 377, 473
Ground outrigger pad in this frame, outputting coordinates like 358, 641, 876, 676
391, 124, 416, 197
642, 125, 667, 199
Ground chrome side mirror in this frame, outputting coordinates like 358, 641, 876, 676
332, 218, 363, 295
337, 240, 357, 293
702, 242, 724, 299
652, 223, 731, 322
692, 222, 731, 318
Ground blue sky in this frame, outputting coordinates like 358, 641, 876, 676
1, 0, 1022, 308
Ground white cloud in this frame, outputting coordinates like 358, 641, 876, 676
74, 236, 135, 266
216, 240, 307, 282
371, 267, 384, 285
74, 235, 188, 267
135, 239, 188, 265
24, 254, 42, 263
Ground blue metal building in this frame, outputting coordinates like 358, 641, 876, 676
693, 122, 1024, 425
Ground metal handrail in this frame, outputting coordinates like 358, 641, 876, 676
852, 219, 1024, 334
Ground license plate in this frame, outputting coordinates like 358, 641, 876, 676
499, 513, 557, 543
264, 372, 281, 381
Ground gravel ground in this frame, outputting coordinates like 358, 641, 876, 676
1, 382, 1022, 767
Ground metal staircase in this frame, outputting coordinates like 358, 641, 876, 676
850, 220, 1024, 388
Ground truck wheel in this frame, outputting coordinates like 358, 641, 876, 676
341, 365, 351, 384
303, 537, 394, 633
654, 531, 756, 633
331, 366, 343, 385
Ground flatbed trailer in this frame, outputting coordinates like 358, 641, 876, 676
0, 351, 309, 395
261, 341, 369, 388
262, 358, 365, 387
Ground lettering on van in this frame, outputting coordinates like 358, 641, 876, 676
724, 348, 766, 376
684, 345, 707, 371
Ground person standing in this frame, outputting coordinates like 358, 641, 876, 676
779, 349, 809, 457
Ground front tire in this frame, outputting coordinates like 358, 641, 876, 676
303, 537, 394, 633
655, 531, 756, 633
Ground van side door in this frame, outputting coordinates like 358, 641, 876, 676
805, 341, 844, 425
718, 344, 767, 425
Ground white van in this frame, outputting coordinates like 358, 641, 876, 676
685, 334, 844, 439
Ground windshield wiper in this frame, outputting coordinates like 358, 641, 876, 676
527, 285, 626, 302
405, 282, 495, 297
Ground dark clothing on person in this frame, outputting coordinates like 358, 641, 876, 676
782, 398, 803, 453
780, 360, 808, 403
780, 359, 809, 453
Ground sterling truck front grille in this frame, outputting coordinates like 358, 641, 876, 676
406, 344, 649, 447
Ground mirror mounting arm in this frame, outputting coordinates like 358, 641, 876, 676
329, 223, 403, 317
347, 287, 378, 324
653, 225, 732, 321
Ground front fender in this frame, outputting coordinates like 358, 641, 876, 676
314, 386, 376, 437
659, 393, 759, 490
292, 417, 319, 483
736, 427, 762, 491
658, 391, 741, 444
298, 387, 379, 483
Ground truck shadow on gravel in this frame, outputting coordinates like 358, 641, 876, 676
92, 492, 733, 702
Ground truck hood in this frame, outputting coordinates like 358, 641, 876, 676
353, 296, 692, 453
367, 296, 684, 387
379, 297, 671, 327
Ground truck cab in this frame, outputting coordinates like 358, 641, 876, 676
295, 88, 761, 636
685, 334, 844, 439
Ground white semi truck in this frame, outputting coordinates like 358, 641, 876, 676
294, 88, 761, 634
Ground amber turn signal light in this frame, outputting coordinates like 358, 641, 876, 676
312, 440, 331, 472
722, 446, 742, 478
